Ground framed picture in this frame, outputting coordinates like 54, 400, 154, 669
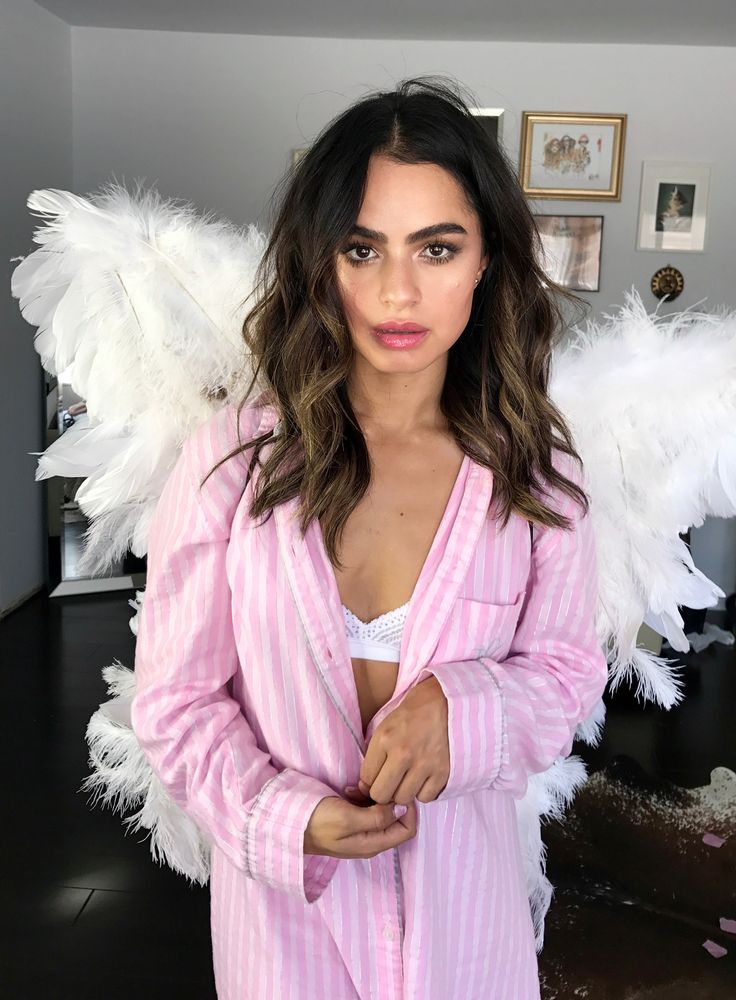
519, 112, 626, 200
533, 214, 604, 292
469, 107, 505, 147
636, 161, 711, 252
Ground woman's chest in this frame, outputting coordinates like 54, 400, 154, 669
332, 442, 466, 621
329, 439, 468, 736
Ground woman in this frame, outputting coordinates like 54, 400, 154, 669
131, 76, 609, 999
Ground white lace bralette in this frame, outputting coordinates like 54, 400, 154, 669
342, 601, 409, 663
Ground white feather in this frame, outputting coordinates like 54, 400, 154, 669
81, 662, 212, 884
518, 756, 592, 951
12, 182, 268, 575
551, 287, 734, 709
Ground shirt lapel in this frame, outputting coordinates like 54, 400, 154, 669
275, 493, 367, 753
267, 404, 495, 752
368, 456, 494, 739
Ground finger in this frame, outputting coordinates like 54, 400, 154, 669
391, 766, 432, 805
384, 801, 418, 840
366, 755, 412, 805
359, 740, 388, 796
339, 801, 407, 839
392, 800, 418, 835
336, 804, 399, 855
343, 785, 374, 806
415, 774, 444, 803
339, 802, 417, 856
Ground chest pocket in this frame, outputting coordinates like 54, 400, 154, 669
428, 520, 532, 665
429, 592, 525, 666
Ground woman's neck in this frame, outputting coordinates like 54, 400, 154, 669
347, 365, 447, 440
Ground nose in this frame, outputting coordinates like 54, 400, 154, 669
379, 256, 420, 309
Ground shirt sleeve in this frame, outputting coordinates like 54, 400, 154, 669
414, 454, 608, 802
130, 429, 340, 902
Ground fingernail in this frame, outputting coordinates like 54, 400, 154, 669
393, 804, 408, 819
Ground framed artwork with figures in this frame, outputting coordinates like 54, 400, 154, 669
636, 161, 711, 252
519, 111, 626, 201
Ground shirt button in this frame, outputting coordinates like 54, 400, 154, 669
383, 926, 395, 941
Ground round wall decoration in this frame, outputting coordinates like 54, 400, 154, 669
651, 265, 684, 300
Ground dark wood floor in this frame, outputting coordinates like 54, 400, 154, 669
1, 589, 734, 998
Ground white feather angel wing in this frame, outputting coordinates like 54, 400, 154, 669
12, 183, 736, 950
11, 182, 268, 576
551, 291, 735, 711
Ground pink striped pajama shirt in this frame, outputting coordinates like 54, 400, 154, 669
131, 396, 608, 999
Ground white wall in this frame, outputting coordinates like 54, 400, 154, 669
71, 30, 733, 317
0, 0, 72, 615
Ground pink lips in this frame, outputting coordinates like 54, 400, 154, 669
373, 322, 428, 333
371, 326, 429, 350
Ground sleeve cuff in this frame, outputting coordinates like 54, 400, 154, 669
243, 768, 341, 903
416, 661, 505, 800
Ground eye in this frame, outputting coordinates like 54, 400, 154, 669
340, 241, 461, 267
342, 243, 376, 264
422, 242, 459, 263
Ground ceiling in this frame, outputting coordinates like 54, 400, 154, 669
32, 0, 736, 46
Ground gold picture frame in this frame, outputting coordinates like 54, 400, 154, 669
519, 112, 627, 201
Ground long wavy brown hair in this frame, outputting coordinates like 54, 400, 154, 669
202, 75, 591, 570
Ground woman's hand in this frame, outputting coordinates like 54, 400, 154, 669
304, 793, 417, 859
357, 675, 450, 805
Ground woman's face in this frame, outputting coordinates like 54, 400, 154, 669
334, 155, 489, 376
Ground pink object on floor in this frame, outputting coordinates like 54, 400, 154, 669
702, 939, 728, 958
703, 832, 728, 847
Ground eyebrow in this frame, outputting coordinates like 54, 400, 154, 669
348, 222, 469, 244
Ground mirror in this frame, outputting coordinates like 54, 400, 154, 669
43, 371, 146, 597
